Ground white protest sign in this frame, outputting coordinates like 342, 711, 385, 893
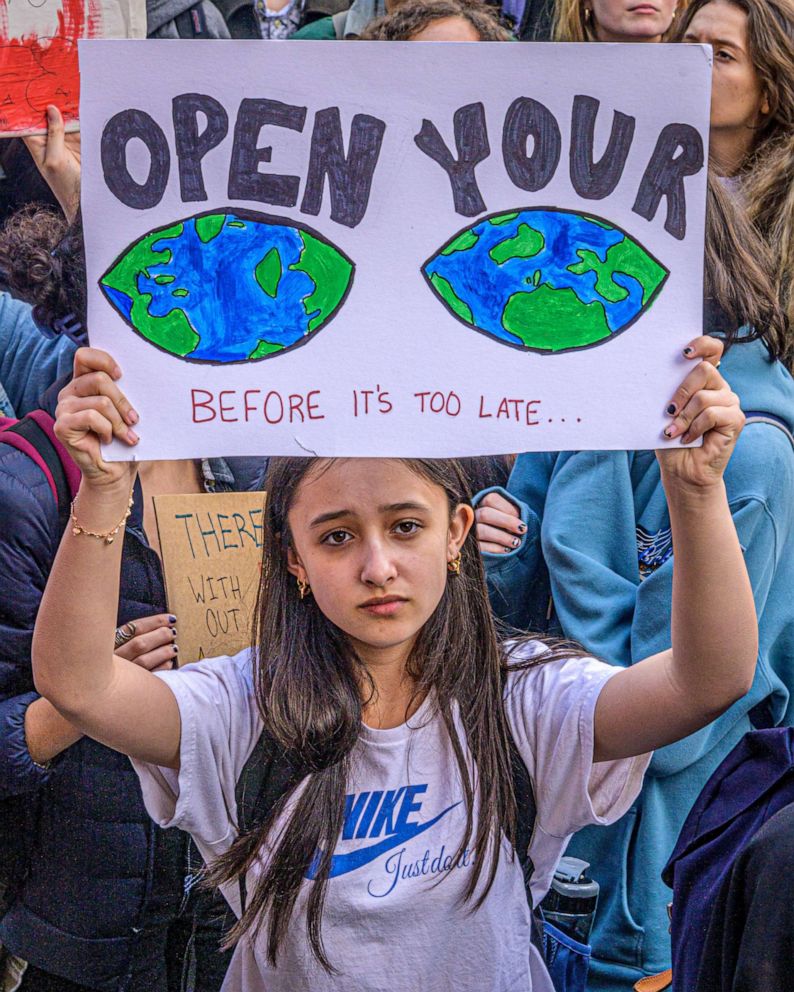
79, 40, 712, 459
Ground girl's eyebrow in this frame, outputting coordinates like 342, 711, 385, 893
309, 501, 431, 528
378, 501, 432, 514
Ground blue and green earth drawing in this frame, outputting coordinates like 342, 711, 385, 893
423, 208, 668, 353
100, 210, 354, 364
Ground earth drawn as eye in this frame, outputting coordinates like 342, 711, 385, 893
422, 207, 668, 355
99, 209, 355, 365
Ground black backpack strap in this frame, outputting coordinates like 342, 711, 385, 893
5, 416, 71, 533
506, 720, 546, 955
235, 731, 306, 913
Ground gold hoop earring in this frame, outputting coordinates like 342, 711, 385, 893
447, 553, 462, 575
297, 577, 311, 600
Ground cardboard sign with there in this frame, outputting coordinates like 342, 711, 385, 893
153, 491, 266, 665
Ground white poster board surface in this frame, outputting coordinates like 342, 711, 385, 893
80, 40, 712, 459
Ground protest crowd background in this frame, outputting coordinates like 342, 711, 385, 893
0, 1, 792, 991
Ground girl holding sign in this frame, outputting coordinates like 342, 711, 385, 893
30, 343, 755, 992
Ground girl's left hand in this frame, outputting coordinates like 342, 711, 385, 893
659, 336, 744, 489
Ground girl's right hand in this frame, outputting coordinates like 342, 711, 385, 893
115, 614, 179, 672
55, 347, 140, 488
475, 491, 526, 555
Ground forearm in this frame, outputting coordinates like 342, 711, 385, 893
665, 473, 758, 710
33, 478, 131, 717
25, 696, 83, 764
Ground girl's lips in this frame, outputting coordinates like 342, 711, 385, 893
359, 597, 408, 617
630, 4, 659, 12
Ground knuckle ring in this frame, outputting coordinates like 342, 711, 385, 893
114, 621, 137, 649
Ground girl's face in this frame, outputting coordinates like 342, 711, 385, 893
286, 459, 473, 668
589, 0, 677, 41
684, 1, 769, 135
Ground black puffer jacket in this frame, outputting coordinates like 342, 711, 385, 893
0, 380, 261, 990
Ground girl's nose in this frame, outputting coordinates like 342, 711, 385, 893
360, 540, 397, 587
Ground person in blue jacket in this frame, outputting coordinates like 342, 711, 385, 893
476, 198, 794, 991
0, 291, 75, 419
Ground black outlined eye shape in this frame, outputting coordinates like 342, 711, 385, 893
423, 207, 668, 354
100, 209, 354, 364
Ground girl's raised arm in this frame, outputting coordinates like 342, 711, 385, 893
593, 341, 758, 762
32, 348, 182, 769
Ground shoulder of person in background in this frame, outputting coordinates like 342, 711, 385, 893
294, 0, 376, 38
0, 293, 75, 420
147, 0, 232, 36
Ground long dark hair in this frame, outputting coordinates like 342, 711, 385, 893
206, 457, 576, 969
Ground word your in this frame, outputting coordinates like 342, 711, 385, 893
175, 509, 264, 559
102, 94, 702, 238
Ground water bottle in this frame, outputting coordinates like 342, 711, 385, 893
541, 856, 600, 944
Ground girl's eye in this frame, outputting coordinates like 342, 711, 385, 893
716, 49, 735, 62
394, 520, 422, 536
322, 530, 352, 547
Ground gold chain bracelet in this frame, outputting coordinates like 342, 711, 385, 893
70, 486, 135, 545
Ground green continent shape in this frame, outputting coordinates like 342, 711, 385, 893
289, 232, 352, 332
101, 222, 200, 357
195, 214, 226, 244
502, 284, 611, 351
441, 229, 479, 256
249, 339, 285, 359
429, 273, 473, 324
567, 238, 667, 307
489, 223, 545, 265
490, 211, 519, 226
255, 247, 282, 299
154, 274, 175, 285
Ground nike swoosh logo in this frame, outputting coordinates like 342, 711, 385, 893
307, 802, 461, 880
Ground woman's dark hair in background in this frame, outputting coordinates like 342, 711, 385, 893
675, 0, 794, 353
0, 205, 86, 331
360, 0, 511, 39
205, 456, 572, 969
705, 175, 790, 368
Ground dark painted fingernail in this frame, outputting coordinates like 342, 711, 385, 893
683, 346, 694, 356
173, 644, 179, 653
518, 523, 527, 533
504, 546, 512, 553
666, 404, 676, 415
512, 536, 520, 548
171, 628, 177, 638
663, 425, 676, 438
168, 615, 177, 623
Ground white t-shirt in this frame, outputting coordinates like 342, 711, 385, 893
132, 645, 650, 992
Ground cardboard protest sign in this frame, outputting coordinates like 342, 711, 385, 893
153, 491, 266, 664
80, 40, 712, 458
0, 0, 145, 137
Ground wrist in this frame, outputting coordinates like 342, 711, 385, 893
661, 473, 727, 509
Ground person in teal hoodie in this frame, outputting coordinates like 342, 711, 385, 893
476, 333, 794, 990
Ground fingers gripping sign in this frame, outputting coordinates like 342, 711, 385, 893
55, 348, 141, 487
660, 337, 745, 489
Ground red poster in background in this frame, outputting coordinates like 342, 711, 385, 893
0, 0, 144, 136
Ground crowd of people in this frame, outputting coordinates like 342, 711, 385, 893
0, 1, 792, 991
